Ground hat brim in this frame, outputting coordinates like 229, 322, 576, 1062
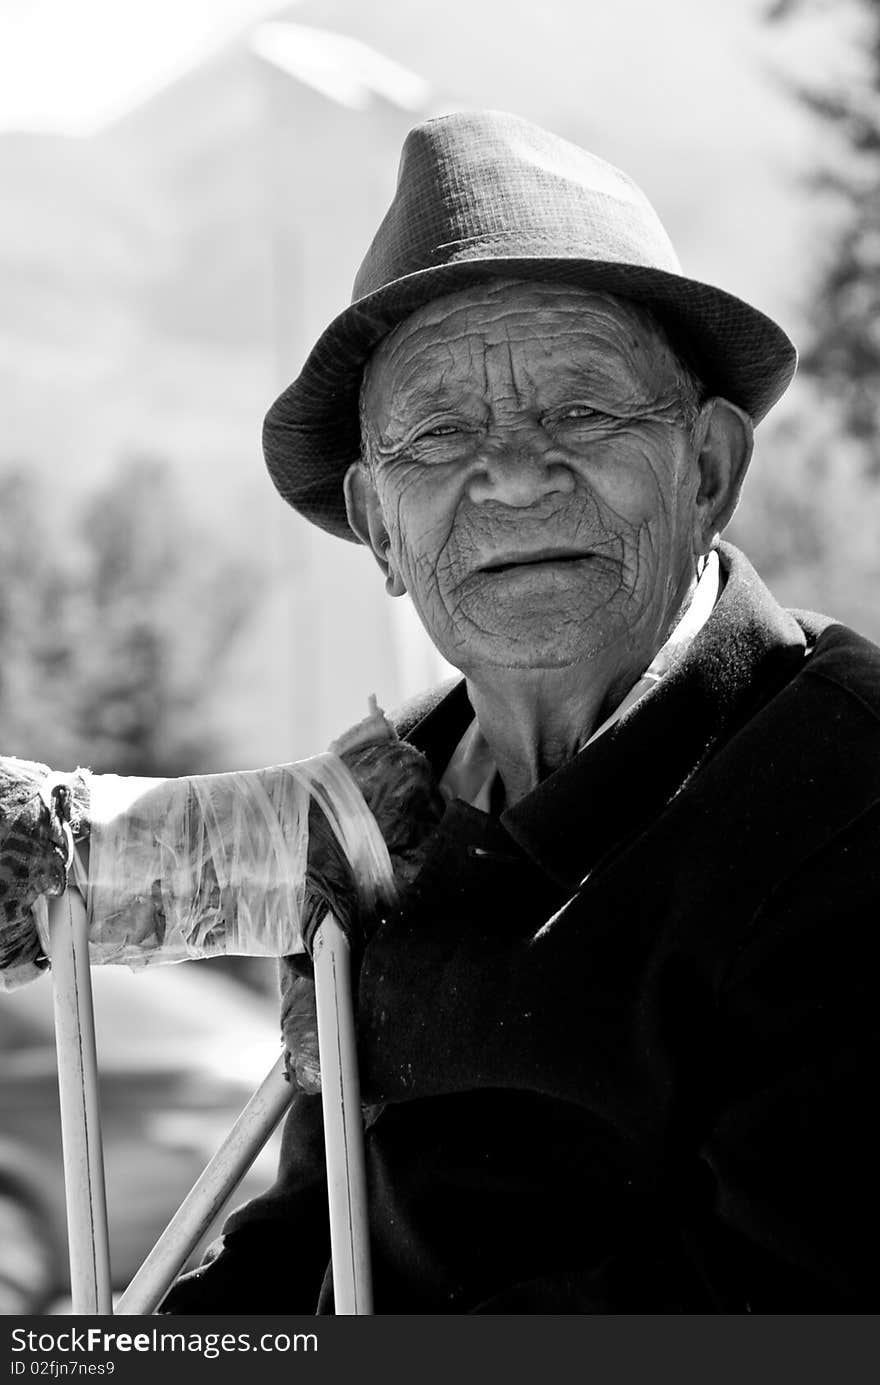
263, 257, 797, 542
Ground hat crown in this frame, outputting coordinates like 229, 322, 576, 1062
353, 110, 682, 302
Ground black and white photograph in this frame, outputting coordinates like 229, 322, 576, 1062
0, 0, 877, 1365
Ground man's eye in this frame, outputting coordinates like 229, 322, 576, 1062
409, 423, 468, 447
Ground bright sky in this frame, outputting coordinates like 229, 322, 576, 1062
0, 0, 852, 137
0, 0, 288, 133
0, 0, 856, 334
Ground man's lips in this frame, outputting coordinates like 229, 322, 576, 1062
478, 548, 595, 574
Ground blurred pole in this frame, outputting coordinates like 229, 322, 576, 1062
116, 1055, 292, 1316
312, 913, 373, 1314
47, 888, 113, 1315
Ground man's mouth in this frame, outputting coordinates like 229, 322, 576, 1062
479, 548, 594, 574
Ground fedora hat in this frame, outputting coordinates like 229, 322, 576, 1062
263, 109, 797, 541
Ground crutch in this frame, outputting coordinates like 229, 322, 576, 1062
46, 886, 113, 1315
311, 913, 373, 1315
115, 1054, 293, 1315
46, 889, 373, 1314
116, 912, 371, 1314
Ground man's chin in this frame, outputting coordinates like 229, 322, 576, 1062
446, 631, 618, 675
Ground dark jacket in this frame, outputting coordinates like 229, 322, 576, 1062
161, 544, 880, 1313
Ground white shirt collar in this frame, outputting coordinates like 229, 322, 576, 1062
440, 551, 720, 812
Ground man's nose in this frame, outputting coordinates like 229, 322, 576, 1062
466, 426, 576, 507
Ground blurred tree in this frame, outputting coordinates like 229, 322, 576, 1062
75, 457, 260, 777
766, 0, 880, 455
0, 457, 278, 994
0, 458, 260, 776
729, 0, 880, 640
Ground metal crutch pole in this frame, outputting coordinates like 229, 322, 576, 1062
46, 886, 113, 1315
43, 873, 369, 1312
311, 911, 373, 1315
115, 1056, 292, 1316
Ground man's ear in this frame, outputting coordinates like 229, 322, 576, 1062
692, 398, 754, 551
343, 461, 407, 596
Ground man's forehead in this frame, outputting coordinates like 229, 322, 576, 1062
365, 279, 682, 400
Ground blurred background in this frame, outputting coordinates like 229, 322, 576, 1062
1, 0, 878, 1311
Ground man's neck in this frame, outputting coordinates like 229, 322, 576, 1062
464, 654, 647, 807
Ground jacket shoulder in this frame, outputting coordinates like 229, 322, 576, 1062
387, 678, 464, 741
790, 612, 880, 722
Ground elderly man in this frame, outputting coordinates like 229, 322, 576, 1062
163, 111, 880, 1313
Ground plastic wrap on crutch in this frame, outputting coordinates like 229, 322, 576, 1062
5, 700, 445, 978
77, 753, 398, 967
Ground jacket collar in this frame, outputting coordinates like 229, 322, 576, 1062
405, 544, 808, 892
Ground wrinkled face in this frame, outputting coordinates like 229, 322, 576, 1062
359, 281, 708, 674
